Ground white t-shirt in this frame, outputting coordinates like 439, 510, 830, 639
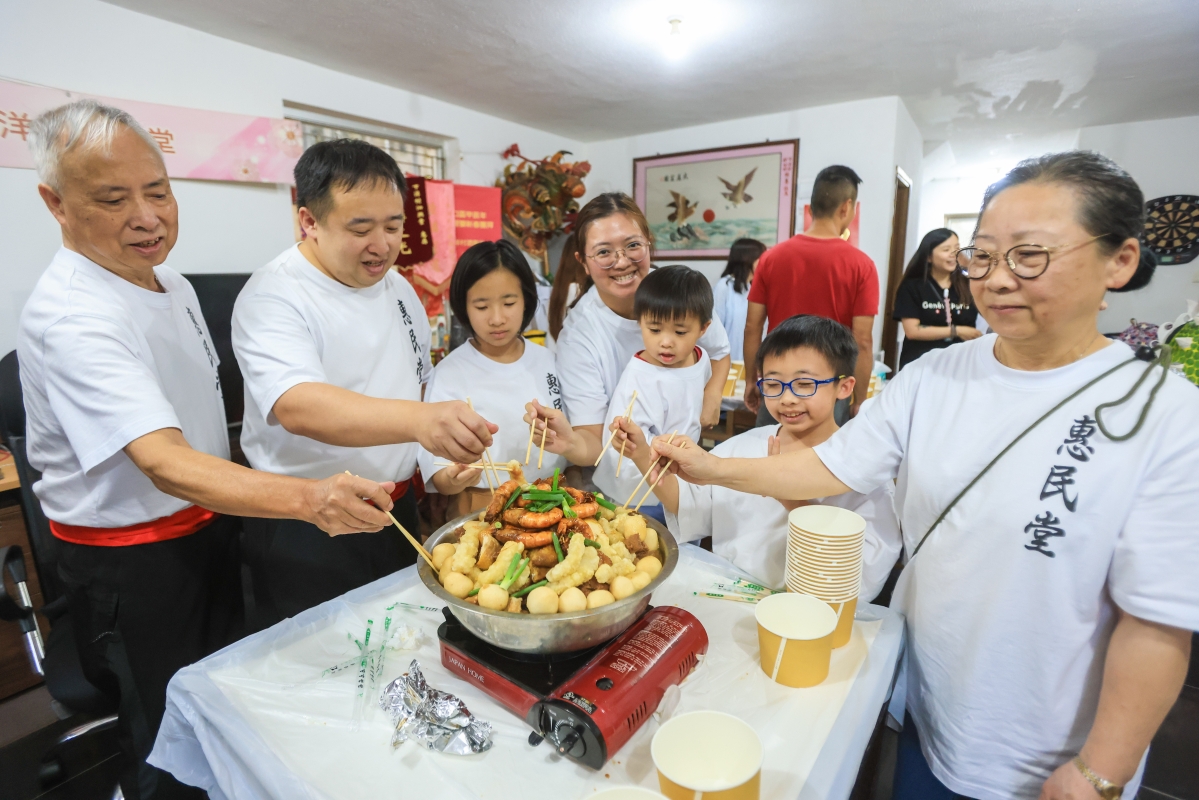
667, 426, 900, 596
556, 286, 731, 426
233, 245, 431, 482
416, 339, 566, 490
18, 248, 229, 526
594, 349, 711, 508
814, 334, 1199, 800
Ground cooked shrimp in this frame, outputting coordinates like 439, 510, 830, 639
495, 526, 555, 548
563, 486, 586, 504
484, 480, 521, 522
503, 507, 563, 529
571, 502, 599, 519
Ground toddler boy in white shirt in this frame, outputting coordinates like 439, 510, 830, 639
595, 266, 713, 521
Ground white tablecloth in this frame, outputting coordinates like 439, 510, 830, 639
150, 544, 903, 800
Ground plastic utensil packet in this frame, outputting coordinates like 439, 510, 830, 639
379, 660, 493, 755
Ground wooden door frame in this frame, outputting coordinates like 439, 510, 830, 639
881, 168, 912, 371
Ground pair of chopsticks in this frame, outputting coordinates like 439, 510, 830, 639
623, 430, 680, 512
344, 471, 434, 569
524, 402, 551, 469
433, 461, 515, 471
594, 390, 638, 476
466, 398, 503, 495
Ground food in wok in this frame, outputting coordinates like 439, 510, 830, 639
432, 464, 664, 615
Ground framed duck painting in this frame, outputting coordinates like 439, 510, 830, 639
633, 139, 799, 259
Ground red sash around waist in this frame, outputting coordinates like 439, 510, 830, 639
50, 504, 218, 547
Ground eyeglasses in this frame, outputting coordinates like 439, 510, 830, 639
955, 235, 1107, 280
757, 375, 846, 398
585, 240, 649, 270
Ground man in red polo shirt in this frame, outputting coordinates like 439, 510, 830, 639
744, 165, 878, 421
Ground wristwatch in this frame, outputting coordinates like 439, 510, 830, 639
1072, 756, 1122, 799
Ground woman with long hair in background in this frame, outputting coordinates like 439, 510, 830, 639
892, 228, 981, 369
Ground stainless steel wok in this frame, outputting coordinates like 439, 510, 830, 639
418, 511, 678, 653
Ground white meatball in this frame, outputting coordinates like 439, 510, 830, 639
478, 584, 510, 610
630, 570, 652, 591
432, 543, 457, 571
610, 575, 636, 600
526, 586, 560, 614
636, 556, 662, 578
587, 590, 615, 609
558, 587, 587, 613
442, 572, 474, 598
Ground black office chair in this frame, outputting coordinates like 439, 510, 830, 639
0, 350, 121, 795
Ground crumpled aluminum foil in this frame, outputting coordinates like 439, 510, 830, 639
379, 660, 493, 754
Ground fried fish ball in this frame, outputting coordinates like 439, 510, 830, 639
642, 526, 659, 552
610, 575, 636, 600
636, 555, 662, 578
526, 586, 560, 615
587, 589, 615, 608
630, 570, 652, 591
478, 584, 510, 610
431, 543, 457, 571
442, 571, 474, 598
558, 587, 587, 613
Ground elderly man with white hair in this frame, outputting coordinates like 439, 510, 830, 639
19, 99, 404, 799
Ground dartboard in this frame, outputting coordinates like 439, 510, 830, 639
1143, 195, 1199, 265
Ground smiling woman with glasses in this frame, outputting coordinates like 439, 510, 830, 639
646, 151, 1199, 800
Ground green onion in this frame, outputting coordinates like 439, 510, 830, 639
493, 521, 502, 529
502, 489, 523, 512
467, 588, 480, 597
594, 494, 617, 511
522, 489, 569, 500
583, 538, 602, 548
551, 467, 560, 491
551, 529, 565, 562
500, 557, 529, 591
511, 579, 548, 598
501, 553, 522, 585
561, 498, 577, 519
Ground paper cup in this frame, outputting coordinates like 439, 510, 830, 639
754, 592, 837, 688
827, 597, 858, 649
653, 711, 762, 800
788, 506, 866, 539
589, 789, 669, 799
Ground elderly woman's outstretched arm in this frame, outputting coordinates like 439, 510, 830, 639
648, 434, 851, 500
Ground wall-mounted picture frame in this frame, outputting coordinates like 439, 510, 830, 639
633, 139, 799, 260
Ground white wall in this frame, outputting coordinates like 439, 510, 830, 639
1080, 115, 1199, 332
583, 96, 923, 347
0, 0, 583, 355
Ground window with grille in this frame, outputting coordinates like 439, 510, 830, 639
286, 106, 447, 180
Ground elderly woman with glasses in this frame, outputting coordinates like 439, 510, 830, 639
647, 152, 1199, 800
522, 192, 731, 469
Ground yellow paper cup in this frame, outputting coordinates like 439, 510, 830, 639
652, 711, 762, 800
827, 596, 858, 648
754, 592, 837, 688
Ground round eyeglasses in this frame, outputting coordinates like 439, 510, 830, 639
757, 375, 846, 398
585, 240, 650, 270
955, 235, 1107, 280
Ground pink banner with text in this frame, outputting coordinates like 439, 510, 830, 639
0, 78, 302, 183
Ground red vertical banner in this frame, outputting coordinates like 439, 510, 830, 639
395, 176, 434, 266
453, 185, 502, 257
803, 202, 860, 248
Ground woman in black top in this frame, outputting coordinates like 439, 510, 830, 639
893, 228, 982, 369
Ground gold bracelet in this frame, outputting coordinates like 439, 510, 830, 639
1072, 756, 1122, 799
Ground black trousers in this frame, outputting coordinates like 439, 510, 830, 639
57, 515, 244, 800
242, 490, 419, 631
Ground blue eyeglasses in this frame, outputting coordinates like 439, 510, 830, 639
756, 375, 846, 398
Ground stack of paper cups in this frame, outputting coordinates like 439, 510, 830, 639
786, 506, 866, 648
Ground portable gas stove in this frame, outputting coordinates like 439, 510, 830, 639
438, 606, 708, 769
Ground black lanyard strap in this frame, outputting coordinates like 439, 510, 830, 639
908, 346, 1171, 559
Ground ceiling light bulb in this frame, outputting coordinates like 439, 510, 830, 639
669, 16, 682, 35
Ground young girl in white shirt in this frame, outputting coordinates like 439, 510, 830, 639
418, 240, 566, 518
617, 314, 902, 592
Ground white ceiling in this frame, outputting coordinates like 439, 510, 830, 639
102, 0, 1199, 144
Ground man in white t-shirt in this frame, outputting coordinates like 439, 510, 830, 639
233, 138, 496, 626
21, 102, 401, 800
